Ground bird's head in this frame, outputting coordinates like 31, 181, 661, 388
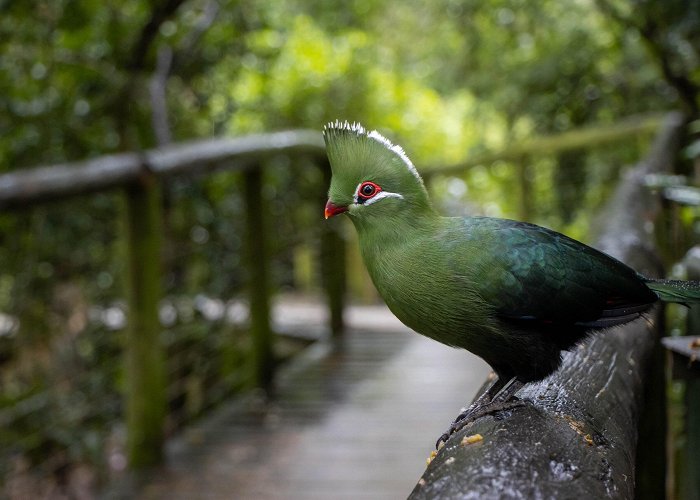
323, 121, 431, 222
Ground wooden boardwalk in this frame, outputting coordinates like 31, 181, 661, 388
122, 305, 490, 500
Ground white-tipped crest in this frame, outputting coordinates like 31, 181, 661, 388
323, 120, 424, 185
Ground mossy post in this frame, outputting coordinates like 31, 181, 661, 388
124, 171, 166, 467
243, 166, 274, 390
320, 160, 346, 342
680, 248, 700, 500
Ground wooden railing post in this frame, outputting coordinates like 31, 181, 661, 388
243, 166, 274, 390
686, 255, 700, 500
667, 246, 700, 500
320, 159, 346, 342
123, 171, 166, 467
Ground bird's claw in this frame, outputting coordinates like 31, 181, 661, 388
435, 408, 476, 450
435, 432, 450, 450
434, 399, 527, 450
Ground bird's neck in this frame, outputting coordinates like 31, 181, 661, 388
351, 207, 453, 341
351, 206, 441, 254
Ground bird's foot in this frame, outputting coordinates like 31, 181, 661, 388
435, 399, 527, 449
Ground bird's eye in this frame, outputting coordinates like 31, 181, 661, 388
358, 181, 381, 201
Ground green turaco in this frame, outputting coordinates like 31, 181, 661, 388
323, 120, 700, 448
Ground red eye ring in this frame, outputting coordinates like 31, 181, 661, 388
358, 181, 381, 201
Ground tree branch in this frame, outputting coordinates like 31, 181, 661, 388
636, 18, 699, 117
127, 0, 188, 72
149, 46, 174, 146
594, 0, 698, 116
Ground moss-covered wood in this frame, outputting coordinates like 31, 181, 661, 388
0, 117, 662, 210
663, 335, 700, 500
668, 246, 700, 500
321, 226, 346, 341
320, 161, 346, 341
123, 173, 167, 467
0, 130, 325, 209
243, 167, 274, 390
685, 375, 700, 500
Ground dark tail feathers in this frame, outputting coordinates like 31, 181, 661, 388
645, 278, 700, 304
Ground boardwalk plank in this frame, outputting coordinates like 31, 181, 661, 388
121, 305, 489, 500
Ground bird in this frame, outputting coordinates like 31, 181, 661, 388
322, 120, 700, 448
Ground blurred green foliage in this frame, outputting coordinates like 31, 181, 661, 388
0, 0, 698, 494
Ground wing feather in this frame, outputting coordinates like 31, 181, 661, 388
446, 217, 657, 328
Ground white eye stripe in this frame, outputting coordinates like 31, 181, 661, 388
352, 182, 404, 206
363, 191, 404, 206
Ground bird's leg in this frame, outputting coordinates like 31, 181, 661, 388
490, 377, 525, 404
435, 376, 525, 449
435, 376, 508, 448
449, 375, 509, 425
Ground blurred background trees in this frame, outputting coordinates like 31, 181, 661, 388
0, 0, 698, 495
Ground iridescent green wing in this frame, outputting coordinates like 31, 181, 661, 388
448, 217, 657, 327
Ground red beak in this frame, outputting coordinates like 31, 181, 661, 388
325, 200, 348, 219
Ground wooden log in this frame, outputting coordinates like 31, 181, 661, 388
410, 112, 686, 499
123, 172, 167, 467
0, 130, 325, 209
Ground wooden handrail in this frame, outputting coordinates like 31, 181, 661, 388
0, 115, 661, 209
422, 113, 664, 176
0, 130, 325, 209
0, 115, 666, 209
